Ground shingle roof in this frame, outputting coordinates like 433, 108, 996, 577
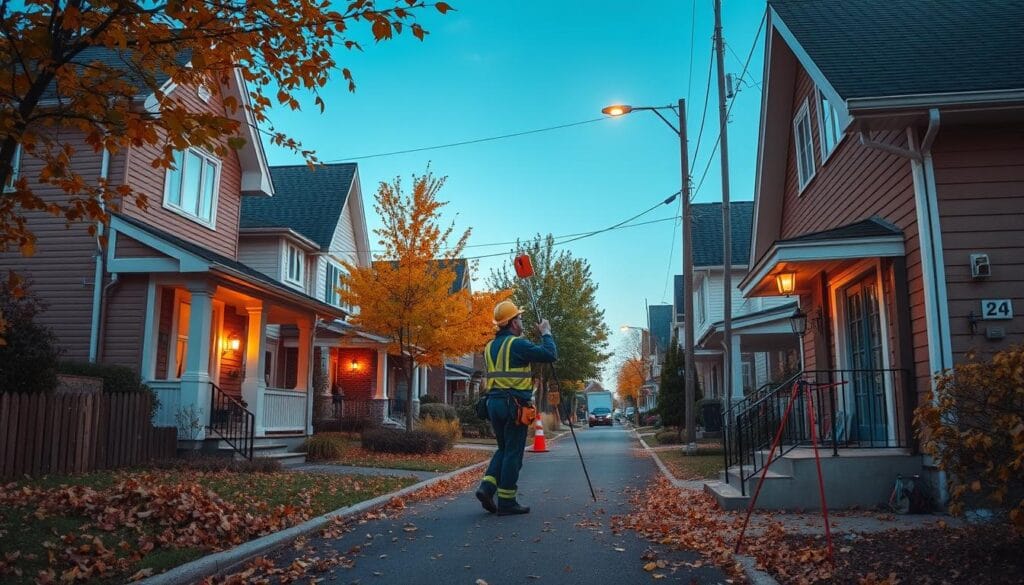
647, 304, 673, 355
241, 164, 357, 250
769, 0, 1024, 100
43, 45, 190, 100
114, 213, 342, 315
692, 201, 754, 267
780, 217, 902, 244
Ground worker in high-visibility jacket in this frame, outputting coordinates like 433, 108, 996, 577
475, 300, 557, 515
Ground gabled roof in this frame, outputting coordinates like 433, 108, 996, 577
692, 201, 755, 267
241, 164, 358, 250
646, 304, 673, 355
769, 0, 1024, 101
111, 213, 343, 316
42, 45, 191, 101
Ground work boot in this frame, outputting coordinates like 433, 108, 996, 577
475, 482, 497, 513
496, 501, 530, 516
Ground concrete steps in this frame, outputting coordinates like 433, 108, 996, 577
705, 448, 923, 511
217, 439, 307, 467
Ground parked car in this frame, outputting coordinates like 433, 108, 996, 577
588, 407, 614, 427
624, 407, 636, 419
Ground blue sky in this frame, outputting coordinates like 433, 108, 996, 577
264, 1, 767, 385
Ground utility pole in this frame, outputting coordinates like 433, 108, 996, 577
680, 98, 698, 454
714, 0, 735, 417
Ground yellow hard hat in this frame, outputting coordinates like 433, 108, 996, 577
493, 300, 525, 325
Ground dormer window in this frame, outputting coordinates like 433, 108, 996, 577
3, 144, 21, 192
793, 99, 816, 192
164, 148, 220, 227
285, 243, 304, 286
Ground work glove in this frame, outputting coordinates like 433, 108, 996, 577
537, 319, 552, 336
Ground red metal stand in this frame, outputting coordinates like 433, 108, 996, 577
734, 380, 839, 565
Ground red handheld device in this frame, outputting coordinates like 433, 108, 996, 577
514, 254, 534, 278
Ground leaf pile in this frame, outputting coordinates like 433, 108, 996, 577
323, 441, 491, 472
611, 478, 835, 584
0, 470, 412, 583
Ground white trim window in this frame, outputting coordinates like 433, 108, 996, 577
817, 88, 842, 161
4, 144, 21, 192
793, 99, 816, 192
324, 262, 343, 307
164, 148, 220, 226
285, 243, 304, 286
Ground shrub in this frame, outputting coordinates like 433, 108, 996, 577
419, 403, 457, 421
915, 346, 1024, 534
655, 430, 684, 445
59, 361, 150, 394
361, 428, 448, 454
0, 281, 60, 393
643, 414, 663, 427
418, 416, 461, 446
457, 401, 493, 438
303, 433, 351, 461
419, 394, 441, 404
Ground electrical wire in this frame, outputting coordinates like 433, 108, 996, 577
690, 12, 766, 200
326, 192, 681, 257
689, 45, 716, 190
321, 117, 608, 162
660, 194, 682, 303
684, 0, 698, 120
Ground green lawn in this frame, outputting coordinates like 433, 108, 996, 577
0, 468, 415, 584
656, 449, 725, 481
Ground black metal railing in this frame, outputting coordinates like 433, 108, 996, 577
208, 383, 254, 460
723, 369, 909, 495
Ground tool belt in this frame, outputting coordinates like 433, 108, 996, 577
478, 391, 537, 426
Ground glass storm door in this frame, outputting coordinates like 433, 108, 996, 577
844, 277, 887, 444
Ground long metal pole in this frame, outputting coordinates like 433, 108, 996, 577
714, 0, 734, 417
680, 98, 697, 454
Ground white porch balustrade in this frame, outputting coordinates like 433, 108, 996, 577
263, 389, 307, 432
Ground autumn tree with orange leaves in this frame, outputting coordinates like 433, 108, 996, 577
0, 0, 451, 258
616, 355, 647, 425
338, 169, 509, 431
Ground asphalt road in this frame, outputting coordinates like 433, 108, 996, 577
264, 425, 731, 584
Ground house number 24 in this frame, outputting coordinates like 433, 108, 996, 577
980, 299, 1013, 320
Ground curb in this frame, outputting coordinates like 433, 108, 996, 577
137, 460, 488, 585
634, 431, 781, 585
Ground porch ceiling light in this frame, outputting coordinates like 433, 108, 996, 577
775, 271, 797, 296
223, 334, 241, 352
789, 307, 808, 337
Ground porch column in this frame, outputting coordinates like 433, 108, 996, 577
296, 320, 314, 434
730, 334, 744, 401
242, 302, 268, 437
374, 349, 388, 399
180, 281, 214, 439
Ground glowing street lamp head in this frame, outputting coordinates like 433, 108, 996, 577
601, 104, 633, 117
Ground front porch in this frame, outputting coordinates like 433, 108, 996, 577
710, 367, 921, 510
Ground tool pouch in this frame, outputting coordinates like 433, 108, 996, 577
516, 402, 538, 426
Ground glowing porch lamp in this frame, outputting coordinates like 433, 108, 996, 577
775, 271, 797, 296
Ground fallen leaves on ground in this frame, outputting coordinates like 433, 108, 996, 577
319, 440, 492, 472
0, 470, 411, 584
613, 477, 1024, 584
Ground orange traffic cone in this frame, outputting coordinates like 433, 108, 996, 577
528, 415, 548, 453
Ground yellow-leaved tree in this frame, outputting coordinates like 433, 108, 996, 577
339, 168, 509, 431
616, 356, 647, 425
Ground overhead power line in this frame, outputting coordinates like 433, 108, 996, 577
322, 117, 608, 162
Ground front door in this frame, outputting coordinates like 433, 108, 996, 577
843, 276, 888, 444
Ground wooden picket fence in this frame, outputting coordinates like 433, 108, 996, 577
0, 391, 178, 480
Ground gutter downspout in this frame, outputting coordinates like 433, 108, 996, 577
859, 110, 949, 505
88, 147, 111, 362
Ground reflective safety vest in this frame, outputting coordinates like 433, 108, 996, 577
484, 336, 532, 391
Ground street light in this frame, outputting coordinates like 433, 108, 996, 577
789, 307, 808, 337
603, 99, 697, 454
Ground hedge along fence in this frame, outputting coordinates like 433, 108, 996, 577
0, 391, 177, 479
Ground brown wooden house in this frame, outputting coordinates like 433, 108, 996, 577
711, 0, 1024, 510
